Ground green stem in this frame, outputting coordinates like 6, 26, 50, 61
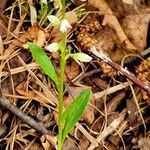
57, 1, 67, 149
58, 31, 67, 150
61, 0, 66, 17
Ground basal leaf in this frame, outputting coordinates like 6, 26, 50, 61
28, 42, 58, 87
61, 89, 91, 142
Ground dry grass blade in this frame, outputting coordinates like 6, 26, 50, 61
129, 81, 146, 129
18, 56, 58, 106
0, 35, 4, 55
0, 62, 39, 78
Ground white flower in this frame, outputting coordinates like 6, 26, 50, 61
41, 0, 47, 4
70, 53, 92, 65
60, 19, 72, 33
47, 15, 60, 26
45, 42, 60, 52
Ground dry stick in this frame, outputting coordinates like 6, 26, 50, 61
90, 46, 150, 94
72, 68, 101, 83
76, 123, 99, 147
94, 82, 130, 100
88, 109, 127, 150
0, 62, 39, 78
0, 96, 51, 135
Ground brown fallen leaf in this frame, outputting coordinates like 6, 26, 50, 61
78, 132, 90, 150
106, 142, 119, 150
35, 29, 47, 47
63, 137, 79, 150
138, 137, 150, 150
1, 26, 49, 60
65, 60, 80, 81
40, 135, 57, 150
24, 141, 44, 150
107, 91, 126, 113
126, 98, 138, 125
92, 77, 108, 90
91, 116, 104, 132
16, 82, 53, 104
88, 0, 136, 50
122, 13, 150, 51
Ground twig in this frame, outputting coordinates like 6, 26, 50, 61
94, 82, 130, 100
72, 68, 101, 83
76, 122, 99, 147
122, 47, 150, 64
0, 96, 51, 135
87, 109, 126, 150
90, 46, 150, 94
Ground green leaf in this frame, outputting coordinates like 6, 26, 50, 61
69, 53, 92, 65
28, 42, 58, 87
47, 15, 61, 26
61, 89, 91, 142
70, 53, 92, 62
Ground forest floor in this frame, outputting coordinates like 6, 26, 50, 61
0, 0, 150, 149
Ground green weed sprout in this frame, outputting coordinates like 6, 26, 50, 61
28, 0, 92, 149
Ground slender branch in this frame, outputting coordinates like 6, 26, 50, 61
73, 68, 101, 83
0, 96, 51, 135
90, 46, 150, 94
